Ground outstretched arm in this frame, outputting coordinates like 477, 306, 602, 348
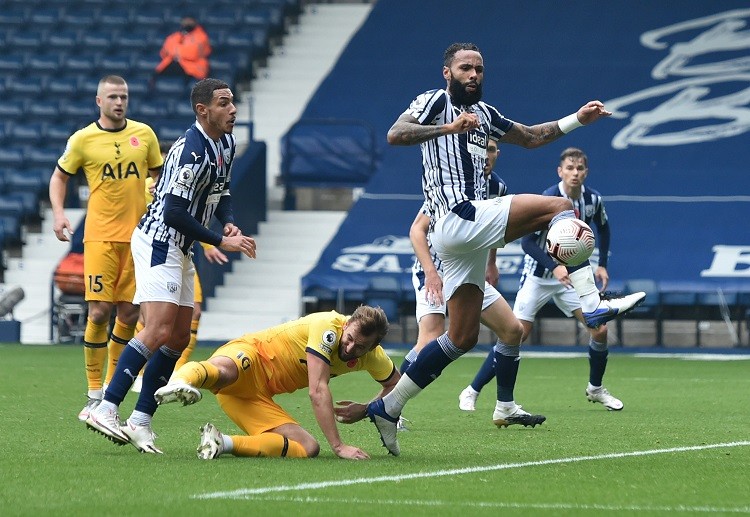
501, 101, 612, 149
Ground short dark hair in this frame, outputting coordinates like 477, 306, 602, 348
444, 43, 481, 67
190, 78, 230, 113
559, 147, 588, 168
350, 305, 389, 345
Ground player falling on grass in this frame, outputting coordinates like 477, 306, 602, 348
86, 78, 256, 453
365, 42, 645, 456
154, 306, 398, 460
459, 147, 623, 411
49, 75, 163, 423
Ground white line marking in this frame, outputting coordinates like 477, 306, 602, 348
226, 495, 750, 513
194, 441, 750, 500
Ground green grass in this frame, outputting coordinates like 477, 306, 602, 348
1, 344, 749, 516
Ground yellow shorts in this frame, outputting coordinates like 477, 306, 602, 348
212, 340, 298, 435
194, 272, 203, 304
83, 241, 136, 303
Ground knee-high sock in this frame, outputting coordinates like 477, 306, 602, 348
383, 333, 464, 416
104, 318, 135, 385
470, 348, 496, 392
230, 433, 308, 458
83, 319, 109, 395
588, 338, 609, 387
495, 341, 520, 402
175, 319, 199, 372
135, 345, 181, 416
173, 360, 220, 390
103, 338, 151, 406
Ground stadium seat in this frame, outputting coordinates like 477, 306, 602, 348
620, 279, 662, 345
0, 53, 27, 73
27, 55, 61, 75
28, 7, 63, 29
0, 196, 25, 219
46, 77, 79, 97
131, 100, 171, 119
63, 55, 98, 75
153, 77, 189, 95
0, 102, 25, 122
61, 7, 98, 30
157, 121, 188, 144
47, 30, 80, 51
0, 6, 27, 31
6, 30, 48, 51
0, 215, 23, 247
80, 31, 115, 53
5, 77, 46, 96
132, 7, 170, 30
98, 53, 134, 76
3, 171, 46, 199
9, 123, 46, 146
24, 147, 62, 170
98, 7, 132, 29
0, 148, 25, 169
116, 30, 157, 53
25, 100, 61, 124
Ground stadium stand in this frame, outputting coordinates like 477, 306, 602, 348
292, 0, 750, 347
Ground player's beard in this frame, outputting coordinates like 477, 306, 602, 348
449, 76, 482, 106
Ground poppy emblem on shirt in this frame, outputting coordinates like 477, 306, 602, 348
347, 359, 358, 368
130, 136, 140, 147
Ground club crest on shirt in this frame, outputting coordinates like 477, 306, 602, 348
176, 166, 194, 188
166, 282, 179, 293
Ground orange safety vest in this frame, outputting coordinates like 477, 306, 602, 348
155, 25, 212, 80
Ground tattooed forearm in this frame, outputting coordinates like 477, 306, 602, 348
387, 120, 446, 146
502, 121, 565, 149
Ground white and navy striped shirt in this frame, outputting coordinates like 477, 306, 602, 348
139, 121, 235, 253
403, 89, 514, 220
521, 182, 609, 280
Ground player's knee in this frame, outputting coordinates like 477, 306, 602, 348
500, 319, 524, 346
302, 438, 320, 458
87, 302, 111, 324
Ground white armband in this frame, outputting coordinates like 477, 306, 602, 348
558, 113, 583, 134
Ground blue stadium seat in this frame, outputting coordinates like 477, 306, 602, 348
63, 55, 98, 75
3, 171, 46, 198
116, 30, 158, 53
98, 53, 134, 76
0, 53, 27, 73
153, 77, 189, 95
0, 148, 25, 169
363, 276, 404, 338
98, 7, 132, 29
0, 101, 25, 122
47, 30, 80, 51
44, 123, 75, 146
10, 123, 46, 146
6, 30, 48, 51
25, 100, 61, 123
0, 6, 27, 31
132, 7, 170, 30
131, 100, 171, 119
5, 77, 46, 96
80, 31, 115, 53
27, 55, 61, 75
46, 76, 79, 96
24, 147, 63, 169
171, 100, 196, 118
4, 191, 40, 221
28, 7, 63, 29
157, 121, 188, 143
61, 7, 98, 29
132, 54, 161, 74
0, 214, 23, 247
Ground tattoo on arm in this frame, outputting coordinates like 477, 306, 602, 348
503, 121, 564, 148
387, 114, 446, 146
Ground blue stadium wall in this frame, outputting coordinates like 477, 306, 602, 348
301, 0, 750, 296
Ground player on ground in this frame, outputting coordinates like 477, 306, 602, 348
365, 42, 645, 455
86, 78, 256, 453
459, 147, 624, 411
155, 306, 397, 460
49, 75, 163, 422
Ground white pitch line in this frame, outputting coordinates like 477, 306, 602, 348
194, 441, 750, 500
227, 495, 750, 514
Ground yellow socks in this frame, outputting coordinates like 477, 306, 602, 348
230, 434, 308, 458
104, 318, 135, 385
83, 319, 109, 394
175, 319, 199, 371
174, 361, 220, 390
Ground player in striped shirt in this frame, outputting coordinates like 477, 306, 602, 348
459, 147, 623, 412
366, 42, 644, 455
87, 79, 256, 453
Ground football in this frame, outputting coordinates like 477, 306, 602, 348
545, 218, 595, 266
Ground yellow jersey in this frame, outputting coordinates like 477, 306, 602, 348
58, 119, 163, 242
237, 311, 395, 396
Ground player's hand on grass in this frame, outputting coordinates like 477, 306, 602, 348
333, 443, 370, 460
334, 400, 366, 423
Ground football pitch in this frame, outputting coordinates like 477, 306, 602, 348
1, 344, 749, 516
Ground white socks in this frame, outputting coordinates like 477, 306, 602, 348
568, 265, 601, 312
